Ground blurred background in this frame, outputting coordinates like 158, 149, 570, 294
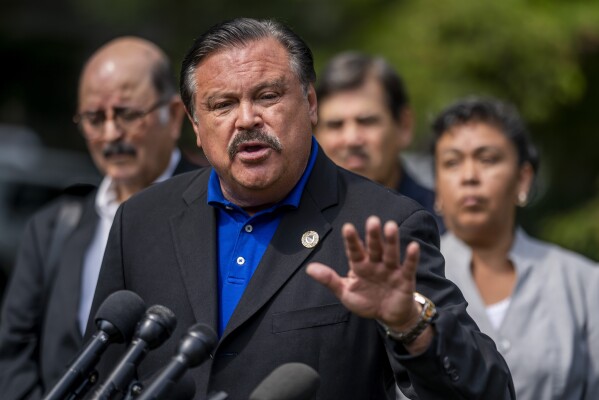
1, 0, 599, 292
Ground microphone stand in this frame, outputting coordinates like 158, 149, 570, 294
66, 370, 99, 400
122, 379, 144, 400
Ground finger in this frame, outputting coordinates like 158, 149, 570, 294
342, 223, 365, 263
365, 216, 384, 263
401, 241, 420, 283
382, 220, 400, 269
306, 262, 346, 299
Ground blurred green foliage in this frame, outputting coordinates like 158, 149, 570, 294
1, 0, 599, 260
331, 0, 597, 129
541, 195, 599, 261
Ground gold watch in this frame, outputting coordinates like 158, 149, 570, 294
378, 292, 437, 345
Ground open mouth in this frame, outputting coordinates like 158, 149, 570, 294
240, 143, 267, 153
235, 141, 272, 162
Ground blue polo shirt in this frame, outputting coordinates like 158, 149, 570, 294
207, 137, 318, 336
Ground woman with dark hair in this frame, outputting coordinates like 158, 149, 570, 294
432, 96, 599, 400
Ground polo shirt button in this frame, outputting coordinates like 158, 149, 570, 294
236, 257, 245, 265
245, 224, 253, 233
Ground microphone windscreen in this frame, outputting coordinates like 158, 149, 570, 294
136, 304, 178, 348
94, 290, 146, 343
182, 323, 218, 367
145, 305, 177, 333
249, 363, 320, 400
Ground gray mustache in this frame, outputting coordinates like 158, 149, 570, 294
103, 141, 136, 158
227, 129, 282, 160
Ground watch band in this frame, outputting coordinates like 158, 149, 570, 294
378, 292, 437, 345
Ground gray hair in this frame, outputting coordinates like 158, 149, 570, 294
180, 18, 316, 120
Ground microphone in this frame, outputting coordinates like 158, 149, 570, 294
136, 323, 218, 400
43, 290, 146, 400
128, 371, 197, 400
249, 363, 320, 400
90, 304, 177, 400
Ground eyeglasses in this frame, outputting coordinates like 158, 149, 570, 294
73, 99, 169, 139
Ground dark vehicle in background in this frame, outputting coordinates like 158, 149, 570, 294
0, 124, 100, 300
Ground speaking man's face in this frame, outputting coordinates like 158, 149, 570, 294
190, 37, 318, 209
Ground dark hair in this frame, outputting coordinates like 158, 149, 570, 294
151, 57, 178, 99
431, 96, 540, 173
316, 52, 409, 121
180, 18, 316, 119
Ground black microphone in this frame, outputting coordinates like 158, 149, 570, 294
127, 371, 197, 400
249, 363, 320, 400
90, 304, 177, 400
43, 290, 146, 400
136, 323, 218, 400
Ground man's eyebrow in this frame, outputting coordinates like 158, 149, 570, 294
202, 93, 233, 108
473, 146, 502, 155
356, 114, 381, 122
439, 148, 462, 156
254, 79, 287, 92
201, 79, 287, 105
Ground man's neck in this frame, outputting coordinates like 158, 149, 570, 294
383, 161, 402, 190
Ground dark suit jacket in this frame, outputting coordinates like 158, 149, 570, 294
87, 150, 515, 399
0, 156, 198, 400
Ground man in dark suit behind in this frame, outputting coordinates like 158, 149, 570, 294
87, 19, 515, 399
315, 51, 444, 233
0, 37, 198, 399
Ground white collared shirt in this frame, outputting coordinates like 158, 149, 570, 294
77, 149, 181, 334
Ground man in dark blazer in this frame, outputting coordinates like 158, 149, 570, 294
315, 52, 445, 233
0, 37, 199, 399
87, 19, 515, 399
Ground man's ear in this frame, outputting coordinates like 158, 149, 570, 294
396, 107, 414, 150
167, 96, 185, 141
185, 108, 202, 148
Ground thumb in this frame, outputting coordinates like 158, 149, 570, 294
306, 262, 344, 298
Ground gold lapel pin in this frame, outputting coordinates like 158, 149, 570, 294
301, 231, 319, 248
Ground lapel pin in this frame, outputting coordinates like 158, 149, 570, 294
301, 231, 319, 248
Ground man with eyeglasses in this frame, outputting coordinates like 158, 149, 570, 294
0, 36, 199, 399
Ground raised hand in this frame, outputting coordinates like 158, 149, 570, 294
306, 216, 432, 350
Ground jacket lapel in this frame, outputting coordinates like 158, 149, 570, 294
169, 169, 219, 330
53, 195, 98, 340
222, 149, 339, 339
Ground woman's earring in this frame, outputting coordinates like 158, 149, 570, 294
517, 192, 528, 207
434, 201, 443, 215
